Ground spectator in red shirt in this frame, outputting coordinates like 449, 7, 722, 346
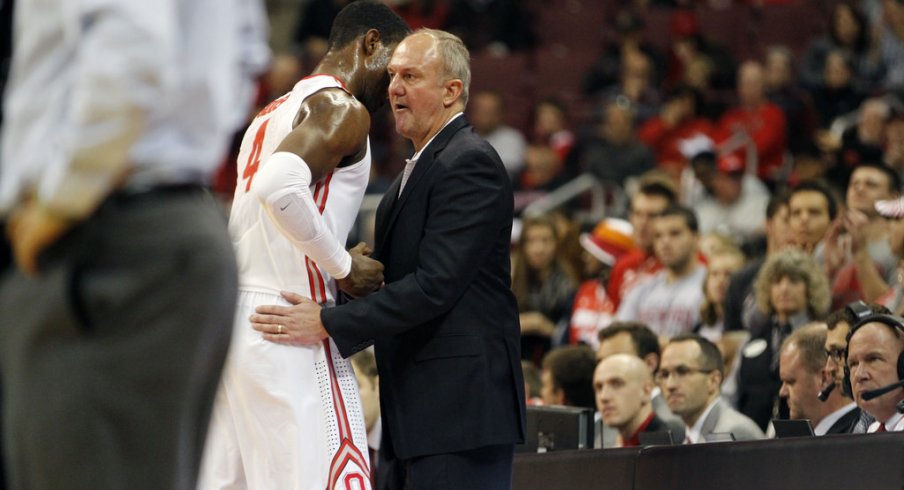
570, 218, 637, 348
638, 84, 714, 181
716, 61, 788, 188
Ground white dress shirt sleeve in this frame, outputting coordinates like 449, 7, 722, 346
37, 0, 177, 218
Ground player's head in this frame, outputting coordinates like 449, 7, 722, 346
327, 1, 411, 112
328, 1, 411, 52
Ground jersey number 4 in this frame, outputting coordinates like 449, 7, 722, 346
242, 118, 270, 192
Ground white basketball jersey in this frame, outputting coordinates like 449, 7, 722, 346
229, 75, 371, 304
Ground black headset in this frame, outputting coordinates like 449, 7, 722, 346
843, 302, 904, 402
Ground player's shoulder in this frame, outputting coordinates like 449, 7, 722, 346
303, 89, 368, 124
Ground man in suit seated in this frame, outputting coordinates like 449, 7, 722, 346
594, 354, 672, 447
659, 334, 765, 442
596, 322, 685, 445
778, 323, 860, 435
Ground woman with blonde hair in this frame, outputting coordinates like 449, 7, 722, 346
735, 249, 831, 429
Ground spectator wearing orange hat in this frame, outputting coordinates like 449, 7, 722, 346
692, 152, 771, 247
569, 218, 637, 348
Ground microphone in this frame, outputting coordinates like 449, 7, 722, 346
861, 380, 904, 401
817, 382, 836, 402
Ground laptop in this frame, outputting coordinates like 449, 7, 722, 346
772, 419, 815, 438
705, 432, 736, 442
516, 405, 595, 453
638, 430, 676, 447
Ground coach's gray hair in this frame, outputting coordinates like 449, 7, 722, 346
418, 28, 471, 105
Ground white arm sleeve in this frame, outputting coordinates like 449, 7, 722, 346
253, 151, 352, 279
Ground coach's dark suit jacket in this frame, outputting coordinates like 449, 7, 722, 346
322, 115, 526, 460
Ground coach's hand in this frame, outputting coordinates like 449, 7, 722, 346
337, 242, 384, 297
7, 200, 75, 276
252, 291, 328, 345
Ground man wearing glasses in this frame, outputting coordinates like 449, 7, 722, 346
659, 334, 764, 443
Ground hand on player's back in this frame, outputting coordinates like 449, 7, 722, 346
337, 242, 384, 297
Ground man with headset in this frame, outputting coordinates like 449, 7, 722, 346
845, 311, 904, 432
823, 302, 891, 433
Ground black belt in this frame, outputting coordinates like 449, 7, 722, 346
105, 184, 207, 206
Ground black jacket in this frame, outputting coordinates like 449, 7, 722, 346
323, 116, 526, 459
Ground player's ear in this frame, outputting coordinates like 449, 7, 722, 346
363, 29, 382, 56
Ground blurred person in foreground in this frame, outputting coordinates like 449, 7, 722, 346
0, 0, 269, 488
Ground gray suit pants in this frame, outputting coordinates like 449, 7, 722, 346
0, 188, 237, 490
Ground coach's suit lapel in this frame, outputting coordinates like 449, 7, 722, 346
377, 116, 469, 249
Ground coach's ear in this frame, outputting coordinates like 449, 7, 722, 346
442, 78, 463, 108
362, 29, 382, 56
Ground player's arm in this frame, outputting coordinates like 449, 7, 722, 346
251, 90, 383, 295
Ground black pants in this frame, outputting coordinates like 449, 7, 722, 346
384, 444, 515, 490
0, 189, 237, 490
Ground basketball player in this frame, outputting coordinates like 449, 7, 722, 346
198, 3, 410, 489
